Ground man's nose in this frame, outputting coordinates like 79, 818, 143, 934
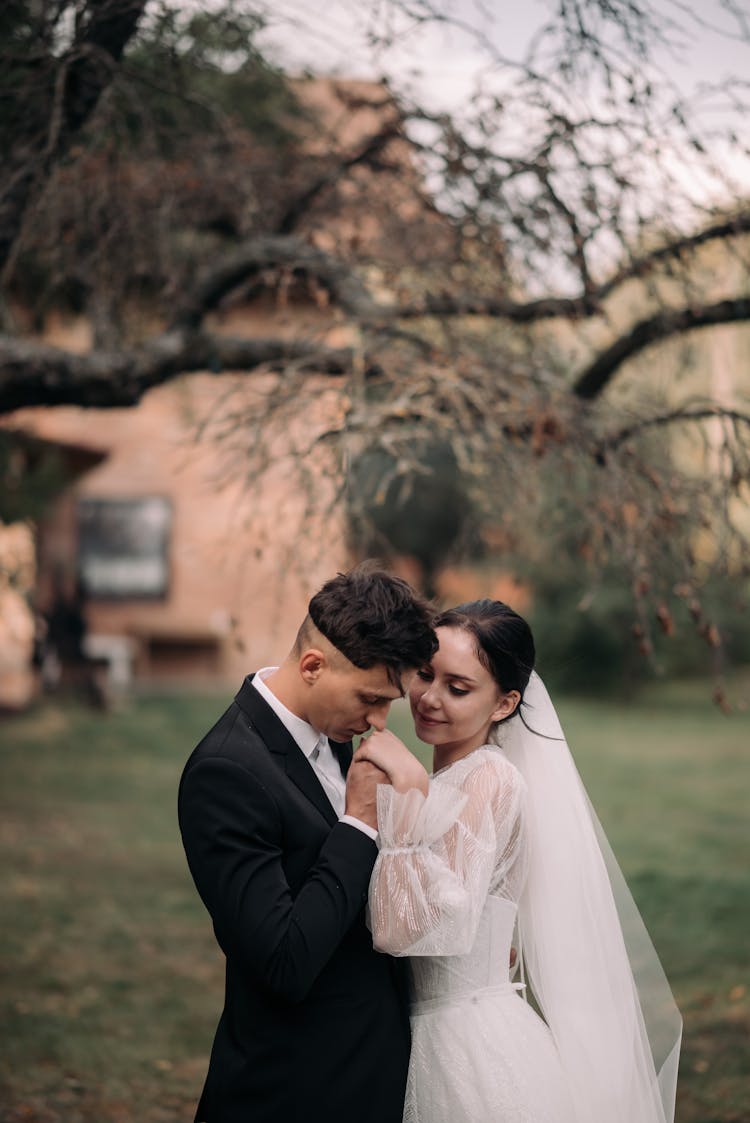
366, 702, 391, 731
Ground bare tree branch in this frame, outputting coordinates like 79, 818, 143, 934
598, 405, 750, 456
391, 292, 595, 321
277, 118, 403, 235
392, 210, 750, 323
0, 331, 358, 413
4, 278, 750, 417
170, 236, 378, 331
596, 211, 750, 301
573, 297, 750, 399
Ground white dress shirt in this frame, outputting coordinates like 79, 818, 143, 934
252, 668, 377, 840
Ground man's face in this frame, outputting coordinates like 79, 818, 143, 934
305, 659, 413, 743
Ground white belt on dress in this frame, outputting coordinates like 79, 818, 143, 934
411, 981, 525, 1017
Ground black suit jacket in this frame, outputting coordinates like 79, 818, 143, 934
178, 675, 410, 1123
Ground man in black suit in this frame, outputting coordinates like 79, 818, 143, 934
178, 565, 437, 1123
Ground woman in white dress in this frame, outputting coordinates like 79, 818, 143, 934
356, 600, 681, 1123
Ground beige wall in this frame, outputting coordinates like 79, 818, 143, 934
11, 371, 350, 686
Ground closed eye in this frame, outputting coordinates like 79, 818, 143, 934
449, 685, 469, 696
416, 669, 433, 681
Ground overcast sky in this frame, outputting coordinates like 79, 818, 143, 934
257, 0, 750, 112
252, 0, 750, 213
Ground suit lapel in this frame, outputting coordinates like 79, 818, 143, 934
235, 675, 339, 827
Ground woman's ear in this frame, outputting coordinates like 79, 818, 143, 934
299, 649, 326, 684
491, 689, 521, 723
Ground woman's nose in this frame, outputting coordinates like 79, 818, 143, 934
420, 684, 440, 709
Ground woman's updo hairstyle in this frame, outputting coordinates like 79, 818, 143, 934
433, 599, 535, 712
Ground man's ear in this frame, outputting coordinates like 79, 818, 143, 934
491, 689, 521, 723
299, 649, 327, 685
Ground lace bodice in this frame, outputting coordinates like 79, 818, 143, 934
368, 747, 528, 968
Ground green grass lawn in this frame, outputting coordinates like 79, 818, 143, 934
1, 676, 748, 1122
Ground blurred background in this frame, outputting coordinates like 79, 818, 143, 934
1, 1, 748, 1119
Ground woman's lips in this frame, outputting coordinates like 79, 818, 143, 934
415, 711, 443, 726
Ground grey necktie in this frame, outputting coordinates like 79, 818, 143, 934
311, 733, 345, 815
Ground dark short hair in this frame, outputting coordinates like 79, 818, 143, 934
307, 562, 437, 687
433, 600, 535, 701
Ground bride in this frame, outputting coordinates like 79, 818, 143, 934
356, 599, 682, 1123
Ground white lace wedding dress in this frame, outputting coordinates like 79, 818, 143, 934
368, 746, 576, 1123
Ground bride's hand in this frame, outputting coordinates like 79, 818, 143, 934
354, 730, 429, 795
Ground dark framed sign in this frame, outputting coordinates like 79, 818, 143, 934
77, 496, 172, 599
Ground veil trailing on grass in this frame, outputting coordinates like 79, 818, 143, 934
494, 672, 682, 1123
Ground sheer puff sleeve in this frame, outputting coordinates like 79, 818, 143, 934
369, 749, 525, 957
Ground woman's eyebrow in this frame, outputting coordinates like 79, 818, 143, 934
444, 672, 478, 685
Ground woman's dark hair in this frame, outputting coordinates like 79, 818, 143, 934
306, 562, 438, 687
433, 599, 535, 704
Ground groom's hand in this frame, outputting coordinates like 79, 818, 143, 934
345, 759, 389, 830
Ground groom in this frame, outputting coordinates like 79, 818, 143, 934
178, 564, 437, 1123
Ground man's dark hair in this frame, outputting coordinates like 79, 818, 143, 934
306, 562, 437, 687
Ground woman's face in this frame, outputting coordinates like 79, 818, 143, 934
409, 625, 519, 756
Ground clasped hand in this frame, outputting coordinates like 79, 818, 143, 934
354, 729, 429, 795
344, 730, 428, 828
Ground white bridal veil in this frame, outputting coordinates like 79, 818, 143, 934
495, 672, 682, 1123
